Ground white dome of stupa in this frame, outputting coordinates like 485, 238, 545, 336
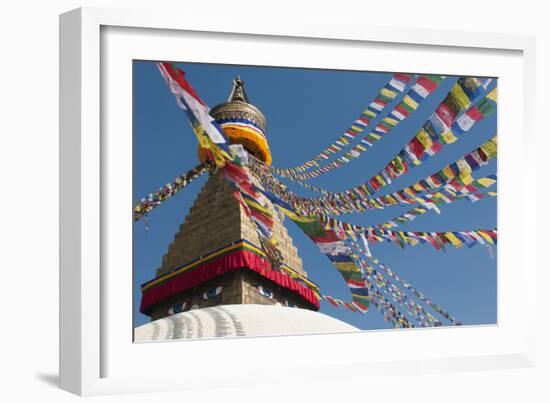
134, 304, 359, 341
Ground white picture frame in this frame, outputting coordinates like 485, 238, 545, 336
60, 6, 537, 396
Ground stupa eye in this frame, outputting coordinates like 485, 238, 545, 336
203, 286, 223, 300
257, 285, 273, 299
167, 302, 187, 315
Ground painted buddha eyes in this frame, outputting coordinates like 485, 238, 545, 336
257, 285, 273, 299
167, 302, 187, 315
203, 286, 223, 300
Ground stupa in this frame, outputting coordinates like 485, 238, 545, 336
139, 76, 321, 321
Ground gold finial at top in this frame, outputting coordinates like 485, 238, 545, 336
227, 75, 250, 103
211, 75, 267, 133
208, 74, 271, 164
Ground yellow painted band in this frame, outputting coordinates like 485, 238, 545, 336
141, 240, 318, 292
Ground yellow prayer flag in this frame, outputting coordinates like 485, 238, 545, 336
334, 262, 361, 273
441, 130, 458, 144
385, 195, 398, 205
478, 231, 495, 244
245, 199, 273, 217
486, 88, 498, 102
434, 192, 451, 203
407, 238, 420, 246
416, 128, 433, 149
195, 128, 227, 168
288, 213, 316, 224
402, 95, 418, 110
445, 187, 457, 197
278, 206, 300, 221
459, 173, 474, 185
383, 117, 399, 126
469, 77, 481, 88
457, 159, 472, 175
444, 232, 463, 247
449, 84, 472, 110
477, 177, 497, 188
481, 138, 498, 158
364, 110, 377, 118
380, 88, 397, 100
443, 166, 456, 179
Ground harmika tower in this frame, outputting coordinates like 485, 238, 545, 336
139, 76, 320, 321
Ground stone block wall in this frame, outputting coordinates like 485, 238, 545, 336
155, 171, 305, 277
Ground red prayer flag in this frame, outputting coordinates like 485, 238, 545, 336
161, 63, 207, 107
466, 106, 484, 121
395, 73, 413, 83
395, 104, 411, 117
435, 103, 457, 127
416, 76, 439, 93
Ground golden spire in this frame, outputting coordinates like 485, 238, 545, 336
227, 75, 250, 103
207, 75, 272, 165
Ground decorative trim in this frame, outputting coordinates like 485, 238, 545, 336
140, 241, 320, 314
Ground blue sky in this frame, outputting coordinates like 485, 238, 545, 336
133, 60, 497, 330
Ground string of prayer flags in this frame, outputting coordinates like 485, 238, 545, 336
251, 137, 497, 217
157, 62, 232, 166
324, 279, 412, 328
362, 227, 498, 250
272, 73, 415, 178
133, 162, 213, 221
358, 264, 422, 326
287, 214, 372, 313
317, 229, 461, 327
377, 260, 461, 325
353, 239, 460, 326
350, 244, 441, 327
270, 76, 489, 188
315, 213, 497, 251
318, 237, 412, 326
290, 209, 459, 327
289, 75, 445, 181
355, 80, 495, 197
375, 175, 497, 229
279, 205, 468, 327
367, 282, 413, 328
221, 157, 285, 270
439, 87, 498, 145
377, 191, 498, 230
321, 295, 359, 313
384, 269, 455, 323
359, 269, 414, 328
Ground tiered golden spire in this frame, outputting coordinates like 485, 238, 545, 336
207, 76, 272, 164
